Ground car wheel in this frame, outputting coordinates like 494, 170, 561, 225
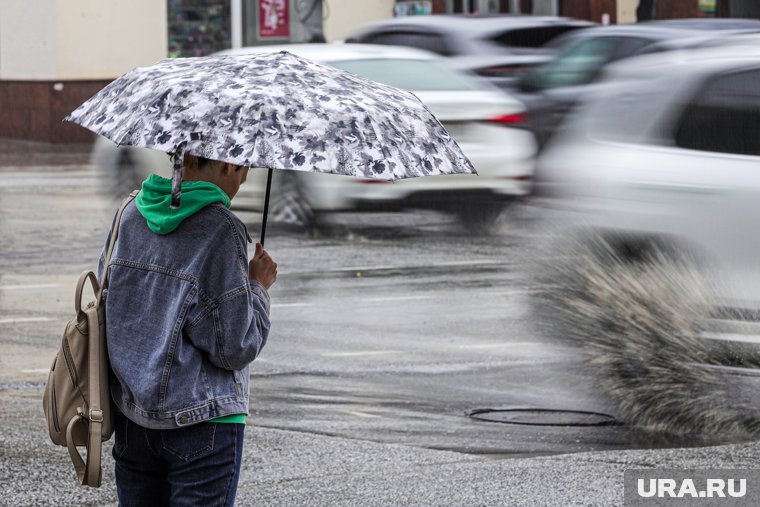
531, 233, 760, 435
269, 171, 328, 235
455, 200, 508, 234
98, 148, 150, 200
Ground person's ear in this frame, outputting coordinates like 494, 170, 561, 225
221, 163, 236, 175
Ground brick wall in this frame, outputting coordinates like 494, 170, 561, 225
431, 0, 448, 13
562, 0, 617, 23
656, 1, 700, 19
561, 0, 729, 22
0, 80, 112, 143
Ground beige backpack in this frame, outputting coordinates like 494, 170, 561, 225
42, 191, 136, 487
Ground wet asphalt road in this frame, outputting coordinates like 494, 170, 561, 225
0, 163, 647, 456
2, 154, 760, 506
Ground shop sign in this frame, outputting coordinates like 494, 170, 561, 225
258, 0, 290, 39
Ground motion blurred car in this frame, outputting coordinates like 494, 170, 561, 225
92, 43, 537, 226
537, 35, 760, 312
511, 19, 760, 150
346, 15, 594, 87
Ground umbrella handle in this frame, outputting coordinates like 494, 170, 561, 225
170, 142, 187, 209
260, 168, 274, 246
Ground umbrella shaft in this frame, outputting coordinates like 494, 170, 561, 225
260, 168, 274, 246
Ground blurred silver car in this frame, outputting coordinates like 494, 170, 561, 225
93, 43, 537, 226
538, 35, 760, 311
346, 15, 594, 87
511, 19, 760, 150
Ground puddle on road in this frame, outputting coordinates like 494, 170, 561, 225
250, 374, 760, 458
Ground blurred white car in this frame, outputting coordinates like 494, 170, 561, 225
538, 36, 760, 311
92, 43, 536, 226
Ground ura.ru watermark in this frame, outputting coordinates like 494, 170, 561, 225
637, 478, 745, 498
625, 470, 758, 506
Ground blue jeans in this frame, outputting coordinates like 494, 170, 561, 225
112, 411, 245, 507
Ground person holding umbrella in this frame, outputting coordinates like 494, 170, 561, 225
66, 49, 476, 504
97, 153, 277, 505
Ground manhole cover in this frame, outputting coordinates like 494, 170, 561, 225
468, 408, 620, 427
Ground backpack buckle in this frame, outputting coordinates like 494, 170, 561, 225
89, 409, 104, 423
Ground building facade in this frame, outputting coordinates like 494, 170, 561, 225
0, 0, 398, 142
0, 0, 167, 142
2, 0, 759, 142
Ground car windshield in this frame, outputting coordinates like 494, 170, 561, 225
520, 36, 616, 90
490, 25, 587, 49
329, 58, 484, 91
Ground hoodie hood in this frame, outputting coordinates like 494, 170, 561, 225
136, 174, 231, 235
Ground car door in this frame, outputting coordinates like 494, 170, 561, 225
630, 67, 760, 303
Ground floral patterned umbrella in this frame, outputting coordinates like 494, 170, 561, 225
66, 51, 476, 242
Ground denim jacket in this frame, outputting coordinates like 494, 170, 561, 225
99, 201, 270, 429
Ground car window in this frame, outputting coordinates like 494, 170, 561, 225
675, 68, 760, 156
328, 58, 484, 92
361, 31, 453, 57
612, 37, 657, 60
490, 25, 587, 49
520, 36, 617, 90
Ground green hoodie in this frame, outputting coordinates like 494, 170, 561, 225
136, 174, 231, 235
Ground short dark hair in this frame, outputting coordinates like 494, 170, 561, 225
183, 154, 216, 171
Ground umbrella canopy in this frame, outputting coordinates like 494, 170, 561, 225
66, 51, 476, 239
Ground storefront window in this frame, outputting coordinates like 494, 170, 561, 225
395, 1, 433, 16
168, 0, 232, 57
699, 0, 717, 16
449, 0, 557, 15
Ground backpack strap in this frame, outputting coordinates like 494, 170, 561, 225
65, 303, 105, 486
65, 412, 86, 481
85, 302, 105, 487
98, 190, 139, 301
74, 271, 99, 316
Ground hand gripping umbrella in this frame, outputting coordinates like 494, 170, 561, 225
66, 51, 476, 244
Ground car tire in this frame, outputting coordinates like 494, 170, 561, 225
530, 232, 760, 435
97, 147, 151, 200
455, 200, 508, 234
269, 171, 329, 235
